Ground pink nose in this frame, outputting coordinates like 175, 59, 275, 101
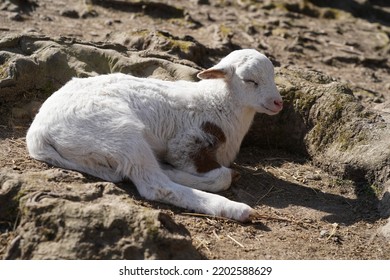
274, 100, 283, 110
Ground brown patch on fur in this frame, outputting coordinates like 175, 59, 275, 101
191, 122, 226, 173
192, 145, 221, 173
201, 121, 226, 144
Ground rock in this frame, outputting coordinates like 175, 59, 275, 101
8, 12, 24, 21
0, 0, 38, 13
105, 19, 113, 26
60, 9, 80, 19
319, 229, 329, 238
193, 0, 210, 5
11, 101, 42, 121
0, 34, 199, 103
246, 25, 258, 35
39, 15, 53, 21
307, 0, 390, 24
283, 1, 321, 18
245, 67, 390, 196
90, 0, 185, 19
81, 8, 98, 18
379, 180, 390, 218
0, 169, 200, 259
379, 219, 390, 241
107, 30, 210, 68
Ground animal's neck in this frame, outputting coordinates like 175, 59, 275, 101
236, 106, 257, 137
217, 102, 257, 166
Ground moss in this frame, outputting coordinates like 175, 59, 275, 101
84, 3, 95, 13
271, 28, 290, 38
273, 2, 289, 12
132, 29, 151, 37
293, 89, 318, 116
142, 214, 160, 239
370, 184, 382, 197
136, 30, 195, 55
331, 178, 354, 188
219, 24, 233, 38
147, 223, 160, 239
337, 130, 357, 151
308, 93, 353, 150
308, 86, 370, 153
12, 188, 27, 204
337, 124, 369, 151
353, 87, 377, 100
166, 37, 193, 54
299, 71, 334, 84
0, 61, 10, 79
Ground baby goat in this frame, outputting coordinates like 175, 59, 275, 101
26, 49, 283, 222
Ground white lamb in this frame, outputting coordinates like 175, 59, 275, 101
26, 49, 283, 222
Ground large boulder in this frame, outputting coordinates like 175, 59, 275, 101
245, 67, 390, 189
0, 33, 199, 103
0, 169, 200, 259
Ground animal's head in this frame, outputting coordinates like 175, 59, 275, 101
197, 49, 283, 115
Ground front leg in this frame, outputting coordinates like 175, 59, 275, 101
161, 164, 240, 192
164, 122, 239, 192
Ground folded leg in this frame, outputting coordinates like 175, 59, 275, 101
164, 123, 238, 192
161, 164, 240, 192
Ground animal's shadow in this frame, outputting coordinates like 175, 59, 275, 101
230, 148, 380, 226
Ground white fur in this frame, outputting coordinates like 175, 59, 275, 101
26, 49, 283, 222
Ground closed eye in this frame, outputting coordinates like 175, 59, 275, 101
244, 79, 258, 87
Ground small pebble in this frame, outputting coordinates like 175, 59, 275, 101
320, 230, 328, 237
306, 174, 322, 180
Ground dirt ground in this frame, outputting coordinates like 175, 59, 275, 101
1, 0, 390, 259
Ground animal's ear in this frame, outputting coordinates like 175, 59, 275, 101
197, 68, 227, 80
198, 62, 238, 80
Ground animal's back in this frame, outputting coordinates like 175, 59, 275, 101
26, 73, 161, 179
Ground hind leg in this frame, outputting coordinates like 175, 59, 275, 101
26, 125, 124, 182
26, 107, 148, 183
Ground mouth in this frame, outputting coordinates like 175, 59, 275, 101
260, 104, 281, 115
